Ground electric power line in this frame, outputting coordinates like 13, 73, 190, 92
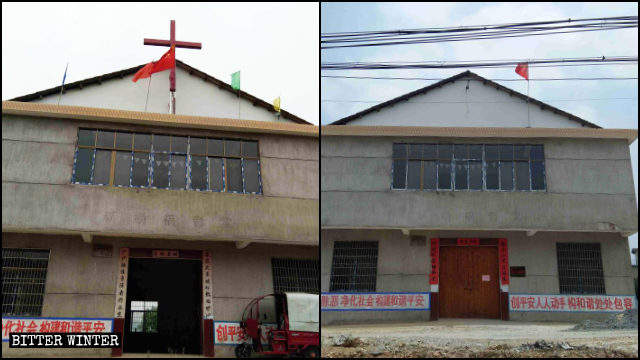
321, 75, 639, 81
321, 97, 638, 104
321, 56, 638, 70
322, 16, 638, 49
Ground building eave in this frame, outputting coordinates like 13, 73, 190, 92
320, 125, 637, 144
2, 101, 318, 138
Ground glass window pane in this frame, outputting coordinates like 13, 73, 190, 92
392, 144, 406, 158
530, 145, 544, 160
146, 301, 158, 311
208, 139, 223, 156
437, 161, 451, 189
97, 130, 114, 148
499, 145, 513, 160
226, 140, 241, 156
438, 144, 452, 160
486, 161, 499, 190
134, 133, 151, 150
469, 160, 483, 190
172, 136, 188, 153
208, 157, 224, 191
170, 155, 186, 189
392, 159, 406, 189
131, 312, 143, 332
485, 145, 499, 160
144, 312, 157, 333
153, 135, 170, 152
132, 152, 150, 187
455, 160, 468, 190
190, 156, 207, 191
114, 151, 132, 186
423, 144, 437, 160
131, 301, 144, 311
468, 145, 482, 160
407, 160, 421, 189
243, 159, 260, 193
500, 161, 514, 190
514, 145, 530, 160
153, 153, 169, 188
77, 129, 96, 146
515, 161, 530, 190
74, 148, 94, 183
226, 158, 243, 192
242, 141, 258, 158
93, 150, 112, 185
454, 145, 468, 159
190, 137, 206, 154
115, 132, 133, 149
423, 161, 437, 190
408, 144, 422, 158
531, 161, 545, 190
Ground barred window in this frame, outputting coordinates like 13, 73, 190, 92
72, 129, 261, 194
271, 259, 319, 294
557, 243, 605, 295
130, 301, 158, 333
392, 143, 545, 192
329, 241, 378, 292
2, 249, 50, 316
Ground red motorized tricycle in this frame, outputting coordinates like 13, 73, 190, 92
234, 292, 319, 358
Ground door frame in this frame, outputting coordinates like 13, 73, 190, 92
111, 248, 214, 357
429, 238, 509, 321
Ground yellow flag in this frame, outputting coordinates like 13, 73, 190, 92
273, 97, 280, 112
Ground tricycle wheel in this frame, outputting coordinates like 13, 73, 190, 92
304, 346, 320, 358
235, 343, 252, 358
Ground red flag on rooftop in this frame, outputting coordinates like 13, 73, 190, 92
515, 63, 529, 80
132, 45, 176, 82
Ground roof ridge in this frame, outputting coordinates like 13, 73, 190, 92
329, 70, 600, 129
8, 60, 312, 125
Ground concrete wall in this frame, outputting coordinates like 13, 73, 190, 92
2, 114, 318, 245
2, 232, 318, 357
344, 77, 584, 128
321, 229, 635, 324
32, 67, 294, 124
321, 136, 638, 233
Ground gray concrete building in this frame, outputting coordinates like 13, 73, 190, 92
2, 61, 319, 357
321, 71, 638, 325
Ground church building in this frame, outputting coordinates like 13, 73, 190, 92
2, 54, 318, 356
320, 70, 637, 324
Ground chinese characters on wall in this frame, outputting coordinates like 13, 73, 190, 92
429, 238, 439, 285
510, 294, 637, 312
321, 293, 430, 311
2, 318, 113, 341
214, 321, 276, 345
114, 248, 129, 319
498, 238, 509, 286
202, 250, 213, 319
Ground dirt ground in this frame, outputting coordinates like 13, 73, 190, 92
322, 319, 638, 358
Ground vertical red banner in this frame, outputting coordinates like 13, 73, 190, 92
498, 238, 509, 285
430, 238, 439, 285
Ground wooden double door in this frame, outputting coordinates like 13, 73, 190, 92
439, 246, 500, 319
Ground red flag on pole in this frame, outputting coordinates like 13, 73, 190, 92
515, 63, 529, 80
132, 45, 176, 82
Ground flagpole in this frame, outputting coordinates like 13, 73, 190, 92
145, 73, 152, 112
58, 62, 68, 105
527, 77, 530, 128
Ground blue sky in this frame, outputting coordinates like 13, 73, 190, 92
321, 2, 638, 258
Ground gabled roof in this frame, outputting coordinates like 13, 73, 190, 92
9, 60, 312, 125
330, 70, 601, 128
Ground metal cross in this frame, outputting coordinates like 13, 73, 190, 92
143, 20, 202, 113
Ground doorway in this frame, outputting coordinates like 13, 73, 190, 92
438, 246, 500, 318
123, 258, 202, 354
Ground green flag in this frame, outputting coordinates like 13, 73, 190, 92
231, 71, 240, 90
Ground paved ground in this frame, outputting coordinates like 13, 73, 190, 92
322, 319, 638, 358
